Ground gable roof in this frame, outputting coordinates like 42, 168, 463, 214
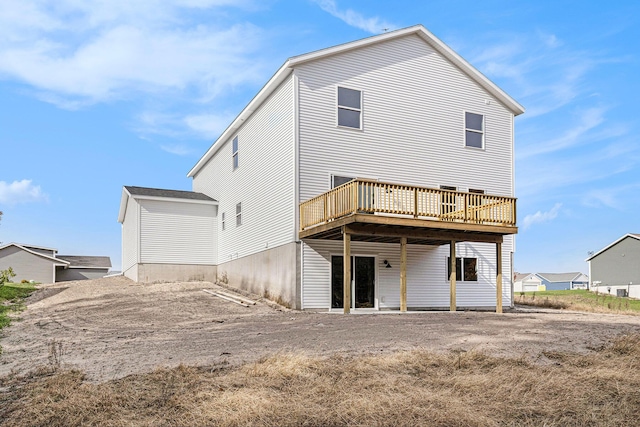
536, 272, 586, 283
586, 233, 640, 261
118, 186, 218, 223
514, 273, 533, 281
187, 24, 525, 178
0, 243, 70, 266
57, 255, 112, 269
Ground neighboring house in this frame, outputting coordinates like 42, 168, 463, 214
513, 273, 543, 293
119, 25, 524, 312
535, 272, 589, 291
587, 233, 640, 298
0, 243, 111, 283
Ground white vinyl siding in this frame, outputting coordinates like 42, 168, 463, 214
296, 33, 514, 202
139, 199, 217, 265
192, 75, 295, 263
122, 195, 139, 273
302, 237, 512, 309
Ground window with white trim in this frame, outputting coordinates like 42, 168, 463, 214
465, 112, 484, 148
232, 136, 239, 170
221, 212, 226, 231
447, 257, 478, 282
236, 202, 242, 226
337, 87, 362, 129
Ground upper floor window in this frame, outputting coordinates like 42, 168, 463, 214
236, 202, 242, 226
337, 87, 362, 129
232, 136, 239, 170
221, 212, 226, 231
465, 112, 484, 149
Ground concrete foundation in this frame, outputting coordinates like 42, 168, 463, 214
137, 263, 217, 283
216, 242, 301, 309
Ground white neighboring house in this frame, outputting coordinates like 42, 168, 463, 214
120, 25, 523, 312
513, 273, 543, 293
0, 243, 111, 283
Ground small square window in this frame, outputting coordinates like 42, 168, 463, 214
447, 257, 478, 282
232, 136, 239, 170
236, 202, 242, 226
337, 87, 362, 129
465, 112, 484, 148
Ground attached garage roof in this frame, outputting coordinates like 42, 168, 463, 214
124, 186, 216, 202
57, 255, 112, 269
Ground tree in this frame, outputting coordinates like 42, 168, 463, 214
0, 267, 16, 288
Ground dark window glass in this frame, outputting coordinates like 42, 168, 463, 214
465, 112, 483, 131
338, 108, 360, 128
465, 130, 483, 148
338, 87, 361, 109
332, 175, 355, 188
464, 258, 478, 281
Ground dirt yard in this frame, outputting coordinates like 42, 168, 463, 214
2, 276, 640, 382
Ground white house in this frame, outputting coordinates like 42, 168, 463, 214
513, 273, 543, 293
119, 25, 524, 312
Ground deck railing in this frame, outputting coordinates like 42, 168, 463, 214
300, 179, 516, 231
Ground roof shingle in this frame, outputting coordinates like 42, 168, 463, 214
125, 186, 216, 202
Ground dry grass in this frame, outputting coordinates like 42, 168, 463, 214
515, 290, 640, 315
2, 334, 640, 427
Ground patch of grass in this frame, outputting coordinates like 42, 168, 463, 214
0, 283, 36, 330
515, 289, 640, 314
1, 334, 639, 426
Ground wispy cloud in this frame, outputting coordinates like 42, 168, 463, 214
0, 1, 267, 108
522, 203, 562, 230
160, 144, 194, 156
312, 0, 395, 34
582, 183, 640, 210
0, 180, 48, 205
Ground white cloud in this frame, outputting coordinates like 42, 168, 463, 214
312, 0, 395, 34
0, 180, 48, 205
0, 1, 267, 106
160, 144, 194, 156
522, 203, 562, 230
184, 112, 237, 139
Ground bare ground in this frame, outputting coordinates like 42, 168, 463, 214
2, 276, 640, 382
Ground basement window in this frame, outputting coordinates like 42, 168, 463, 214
465, 112, 484, 149
447, 257, 478, 282
337, 87, 362, 129
236, 202, 242, 227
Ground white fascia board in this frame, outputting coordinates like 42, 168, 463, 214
0, 242, 58, 253
585, 233, 640, 261
117, 187, 131, 224
131, 195, 218, 206
0, 243, 71, 266
187, 63, 294, 178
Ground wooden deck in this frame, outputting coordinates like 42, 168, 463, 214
299, 179, 517, 243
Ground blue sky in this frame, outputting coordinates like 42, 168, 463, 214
1, 1, 638, 274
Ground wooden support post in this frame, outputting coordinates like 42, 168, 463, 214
400, 237, 407, 312
343, 228, 351, 314
496, 241, 503, 314
450, 240, 456, 312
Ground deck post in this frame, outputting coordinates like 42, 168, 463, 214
400, 237, 407, 312
496, 241, 503, 313
343, 227, 351, 314
450, 240, 456, 312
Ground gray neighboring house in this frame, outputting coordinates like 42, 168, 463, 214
0, 242, 111, 284
55, 255, 112, 282
587, 233, 640, 298
535, 272, 589, 291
